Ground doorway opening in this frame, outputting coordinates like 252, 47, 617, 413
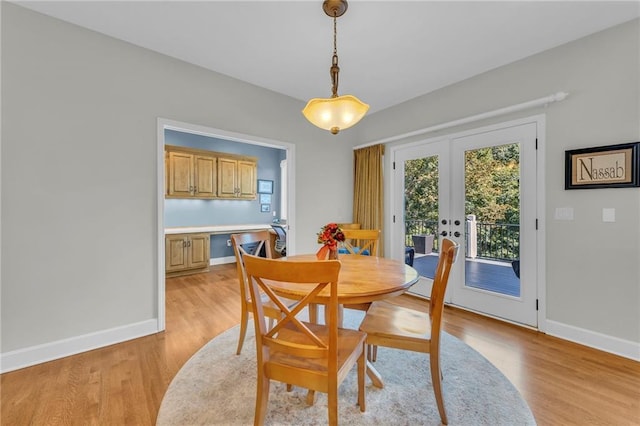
156, 118, 296, 331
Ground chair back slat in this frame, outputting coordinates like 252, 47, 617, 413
338, 223, 361, 230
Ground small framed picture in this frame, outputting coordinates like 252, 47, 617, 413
261, 204, 271, 212
257, 179, 273, 194
259, 194, 272, 204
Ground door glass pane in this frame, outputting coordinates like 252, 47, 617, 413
464, 143, 521, 297
404, 156, 439, 280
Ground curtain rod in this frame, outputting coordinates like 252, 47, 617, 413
353, 91, 569, 150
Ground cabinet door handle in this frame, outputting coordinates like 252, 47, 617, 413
187, 240, 191, 247
183, 240, 187, 247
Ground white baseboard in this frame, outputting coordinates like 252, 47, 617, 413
0, 319, 159, 373
545, 319, 640, 361
210, 256, 236, 266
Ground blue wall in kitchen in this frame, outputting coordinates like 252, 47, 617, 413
164, 129, 286, 259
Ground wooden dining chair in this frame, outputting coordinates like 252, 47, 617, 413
358, 238, 459, 425
243, 255, 367, 426
231, 231, 297, 355
340, 229, 380, 256
339, 229, 381, 313
338, 223, 361, 230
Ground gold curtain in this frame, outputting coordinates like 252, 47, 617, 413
353, 144, 385, 256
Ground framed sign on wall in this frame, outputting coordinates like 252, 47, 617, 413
565, 142, 640, 189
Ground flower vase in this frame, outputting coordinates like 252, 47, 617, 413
328, 248, 338, 260
316, 245, 338, 260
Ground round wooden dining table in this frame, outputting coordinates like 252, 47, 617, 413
269, 253, 420, 305
268, 253, 420, 389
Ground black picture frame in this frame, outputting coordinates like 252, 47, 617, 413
565, 142, 640, 189
257, 179, 273, 194
260, 204, 271, 212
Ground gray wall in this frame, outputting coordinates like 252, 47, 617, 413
357, 19, 640, 344
1, 3, 356, 354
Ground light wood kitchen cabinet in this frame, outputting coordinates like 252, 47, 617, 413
217, 156, 257, 199
165, 233, 210, 277
166, 150, 217, 199
165, 145, 256, 200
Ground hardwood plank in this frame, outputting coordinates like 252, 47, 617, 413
1, 264, 638, 425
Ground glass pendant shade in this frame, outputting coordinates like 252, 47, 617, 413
302, 94, 369, 135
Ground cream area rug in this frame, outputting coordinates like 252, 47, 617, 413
157, 310, 536, 425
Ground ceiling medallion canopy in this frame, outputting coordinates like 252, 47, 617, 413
302, 0, 369, 135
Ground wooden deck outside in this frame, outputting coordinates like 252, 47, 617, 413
412, 254, 520, 296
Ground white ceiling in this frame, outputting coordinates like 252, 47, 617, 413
15, 1, 640, 114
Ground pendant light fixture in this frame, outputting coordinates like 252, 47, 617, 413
302, 0, 369, 135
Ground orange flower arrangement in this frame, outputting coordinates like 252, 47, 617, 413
316, 223, 345, 260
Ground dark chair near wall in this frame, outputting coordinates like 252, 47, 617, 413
271, 224, 287, 257
512, 260, 521, 278
405, 246, 415, 267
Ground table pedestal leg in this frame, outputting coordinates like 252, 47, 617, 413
366, 360, 384, 388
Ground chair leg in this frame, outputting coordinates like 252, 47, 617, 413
430, 351, 448, 425
236, 308, 249, 355
357, 346, 366, 412
306, 390, 316, 405
320, 303, 344, 327
254, 374, 270, 426
308, 303, 319, 323
366, 343, 378, 362
328, 384, 338, 426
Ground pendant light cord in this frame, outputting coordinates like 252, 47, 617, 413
330, 13, 340, 98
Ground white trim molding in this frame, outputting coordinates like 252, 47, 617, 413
210, 256, 236, 266
546, 320, 640, 361
355, 91, 568, 150
1, 320, 159, 373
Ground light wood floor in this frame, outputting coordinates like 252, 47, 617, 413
2, 263, 639, 425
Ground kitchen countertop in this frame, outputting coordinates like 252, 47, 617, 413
164, 224, 279, 235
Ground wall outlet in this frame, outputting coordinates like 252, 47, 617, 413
226, 239, 232, 247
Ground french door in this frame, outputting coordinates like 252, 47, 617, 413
392, 121, 538, 327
